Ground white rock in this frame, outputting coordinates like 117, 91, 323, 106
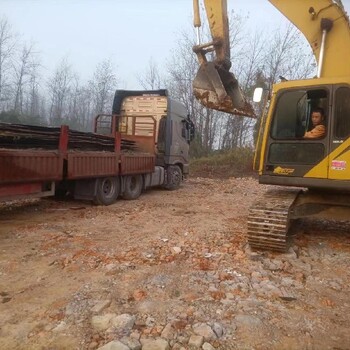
172, 246, 182, 254
202, 343, 215, 350
188, 334, 204, 348
91, 300, 112, 314
161, 322, 177, 340
140, 338, 170, 350
110, 314, 136, 332
192, 323, 217, 341
120, 336, 141, 350
172, 344, 186, 350
91, 314, 115, 331
52, 321, 67, 333
97, 340, 130, 350
105, 263, 117, 271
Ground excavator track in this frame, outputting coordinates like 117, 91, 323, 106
247, 189, 300, 252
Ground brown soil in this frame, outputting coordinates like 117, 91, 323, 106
0, 177, 349, 349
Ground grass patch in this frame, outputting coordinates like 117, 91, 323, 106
189, 148, 256, 179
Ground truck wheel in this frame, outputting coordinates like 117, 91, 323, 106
94, 177, 119, 205
123, 174, 143, 200
165, 165, 182, 190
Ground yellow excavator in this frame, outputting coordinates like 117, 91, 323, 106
192, 0, 350, 251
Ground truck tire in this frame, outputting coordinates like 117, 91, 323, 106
164, 165, 182, 190
123, 174, 143, 200
94, 177, 119, 205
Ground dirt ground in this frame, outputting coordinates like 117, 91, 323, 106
0, 176, 350, 350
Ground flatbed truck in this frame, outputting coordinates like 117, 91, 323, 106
0, 90, 194, 205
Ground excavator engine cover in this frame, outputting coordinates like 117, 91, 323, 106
193, 62, 255, 117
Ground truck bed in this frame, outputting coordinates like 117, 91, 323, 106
0, 123, 137, 151
0, 123, 155, 186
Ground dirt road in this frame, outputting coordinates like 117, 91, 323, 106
0, 177, 349, 350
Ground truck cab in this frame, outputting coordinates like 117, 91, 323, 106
95, 89, 194, 191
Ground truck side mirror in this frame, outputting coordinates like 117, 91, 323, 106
189, 121, 195, 142
181, 119, 195, 144
181, 123, 187, 139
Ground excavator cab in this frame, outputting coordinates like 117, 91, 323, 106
192, 0, 255, 117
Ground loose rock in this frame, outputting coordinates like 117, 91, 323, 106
192, 323, 217, 341
91, 300, 112, 314
97, 340, 130, 350
188, 334, 204, 348
140, 338, 170, 350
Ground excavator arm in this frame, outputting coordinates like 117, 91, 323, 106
192, 0, 255, 117
269, 0, 350, 78
192, 0, 350, 116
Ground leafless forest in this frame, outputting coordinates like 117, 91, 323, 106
0, 12, 315, 157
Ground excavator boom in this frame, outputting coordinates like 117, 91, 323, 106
192, 0, 350, 116
269, 0, 350, 78
192, 0, 255, 117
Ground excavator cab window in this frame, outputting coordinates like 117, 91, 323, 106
271, 90, 306, 139
268, 88, 329, 166
334, 86, 350, 139
303, 89, 328, 137
271, 88, 328, 140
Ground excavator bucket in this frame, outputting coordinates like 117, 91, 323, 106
193, 62, 255, 117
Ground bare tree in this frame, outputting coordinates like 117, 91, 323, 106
66, 74, 82, 128
12, 43, 40, 114
22, 65, 47, 125
64, 76, 95, 131
137, 57, 163, 90
166, 29, 211, 156
47, 57, 74, 125
75, 87, 94, 131
0, 17, 17, 110
262, 23, 316, 89
89, 59, 117, 115
222, 27, 268, 149
26, 72, 40, 117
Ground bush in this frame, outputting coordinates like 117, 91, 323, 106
189, 147, 256, 178
0, 110, 47, 126
0, 110, 22, 123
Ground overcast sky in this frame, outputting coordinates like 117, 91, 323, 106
2, 0, 348, 89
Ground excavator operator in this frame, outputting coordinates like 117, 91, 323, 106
304, 107, 326, 139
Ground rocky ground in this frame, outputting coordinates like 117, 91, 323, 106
0, 177, 350, 350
